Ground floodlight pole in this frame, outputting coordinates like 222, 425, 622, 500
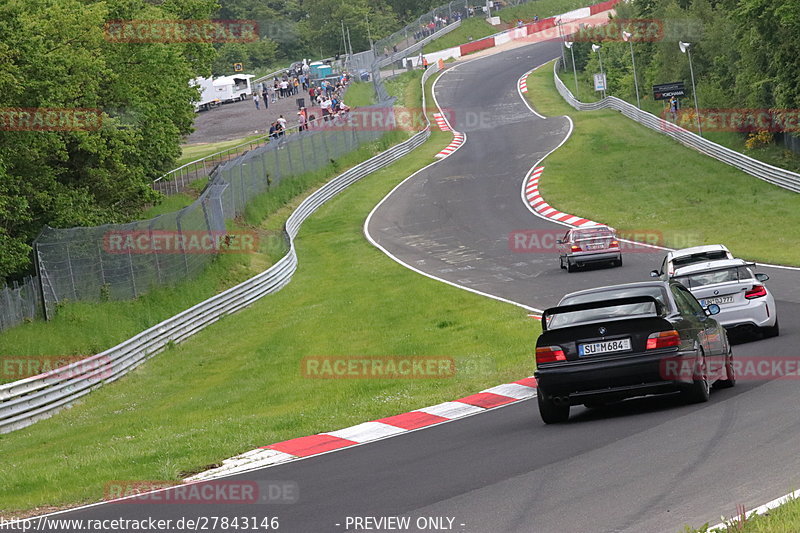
680, 41, 702, 136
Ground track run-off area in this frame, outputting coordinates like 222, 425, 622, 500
12, 39, 800, 533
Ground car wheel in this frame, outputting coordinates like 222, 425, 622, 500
715, 349, 736, 389
559, 256, 566, 270
538, 393, 569, 424
762, 318, 780, 338
566, 261, 577, 273
615, 256, 623, 267
684, 352, 711, 403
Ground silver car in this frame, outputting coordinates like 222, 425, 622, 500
671, 259, 779, 338
557, 225, 622, 272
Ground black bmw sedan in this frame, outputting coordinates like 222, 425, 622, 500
534, 281, 735, 423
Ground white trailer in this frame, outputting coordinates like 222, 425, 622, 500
192, 74, 255, 112
191, 77, 220, 112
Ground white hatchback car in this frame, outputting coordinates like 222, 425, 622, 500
671, 259, 779, 337
652, 244, 734, 278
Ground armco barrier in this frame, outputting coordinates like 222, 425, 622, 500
0, 64, 443, 434
553, 60, 800, 193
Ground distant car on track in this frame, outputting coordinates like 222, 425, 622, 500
671, 259, 778, 338
534, 281, 734, 423
557, 225, 622, 272
651, 244, 733, 279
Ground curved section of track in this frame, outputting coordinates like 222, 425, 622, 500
30, 40, 800, 533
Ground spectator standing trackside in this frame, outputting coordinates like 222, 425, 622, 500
253, 93, 260, 110
277, 114, 287, 134
669, 96, 679, 120
262, 88, 269, 110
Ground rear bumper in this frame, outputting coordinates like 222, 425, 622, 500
534, 349, 698, 405
716, 300, 776, 330
567, 251, 621, 265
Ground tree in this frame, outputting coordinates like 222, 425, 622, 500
0, 0, 216, 280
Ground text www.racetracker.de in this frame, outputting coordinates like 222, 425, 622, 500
0, 515, 280, 532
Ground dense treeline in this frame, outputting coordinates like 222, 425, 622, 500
568, 0, 800, 136
0, 0, 217, 280
211, 0, 442, 75
0, 0, 438, 282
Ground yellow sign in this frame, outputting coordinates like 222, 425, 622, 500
233, 63, 243, 72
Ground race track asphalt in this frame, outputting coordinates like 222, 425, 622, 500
25, 39, 800, 533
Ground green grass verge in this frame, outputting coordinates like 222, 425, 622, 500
526, 61, 800, 267
424, 0, 589, 54
343, 81, 377, 108
0, 68, 539, 514
555, 67, 800, 174
177, 134, 266, 167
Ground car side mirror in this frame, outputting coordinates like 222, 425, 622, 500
755, 273, 769, 282
704, 304, 721, 316
650, 270, 660, 278
556, 239, 563, 244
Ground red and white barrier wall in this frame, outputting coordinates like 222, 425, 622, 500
408, 0, 620, 66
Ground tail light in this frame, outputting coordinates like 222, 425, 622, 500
536, 346, 566, 364
646, 330, 681, 350
609, 240, 620, 248
745, 285, 767, 299
570, 245, 581, 252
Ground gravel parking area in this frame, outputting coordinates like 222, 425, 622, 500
185, 94, 322, 145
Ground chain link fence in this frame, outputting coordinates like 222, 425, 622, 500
0, 277, 41, 332
32, 101, 395, 320
374, 1, 473, 60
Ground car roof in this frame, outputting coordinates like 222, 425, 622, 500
561, 280, 670, 301
672, 258, 751, 275
668, 244, 729, 258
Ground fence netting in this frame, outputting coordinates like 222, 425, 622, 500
32, 102, 394, 320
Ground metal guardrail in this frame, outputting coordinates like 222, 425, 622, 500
553, 60, 800, 194
0, 64, 441, 434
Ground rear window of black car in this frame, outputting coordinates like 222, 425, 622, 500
546, 300, 660, 330
559, 286, 668, 308
548, 286, 669, 329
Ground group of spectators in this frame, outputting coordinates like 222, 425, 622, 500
252, 71, 311, 111
264, 72, 353, 140
412, 14, 453, 42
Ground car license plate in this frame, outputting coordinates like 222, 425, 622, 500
578, 338, 632, 356
586, 243, 604, 250
701, 296, 734, 306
